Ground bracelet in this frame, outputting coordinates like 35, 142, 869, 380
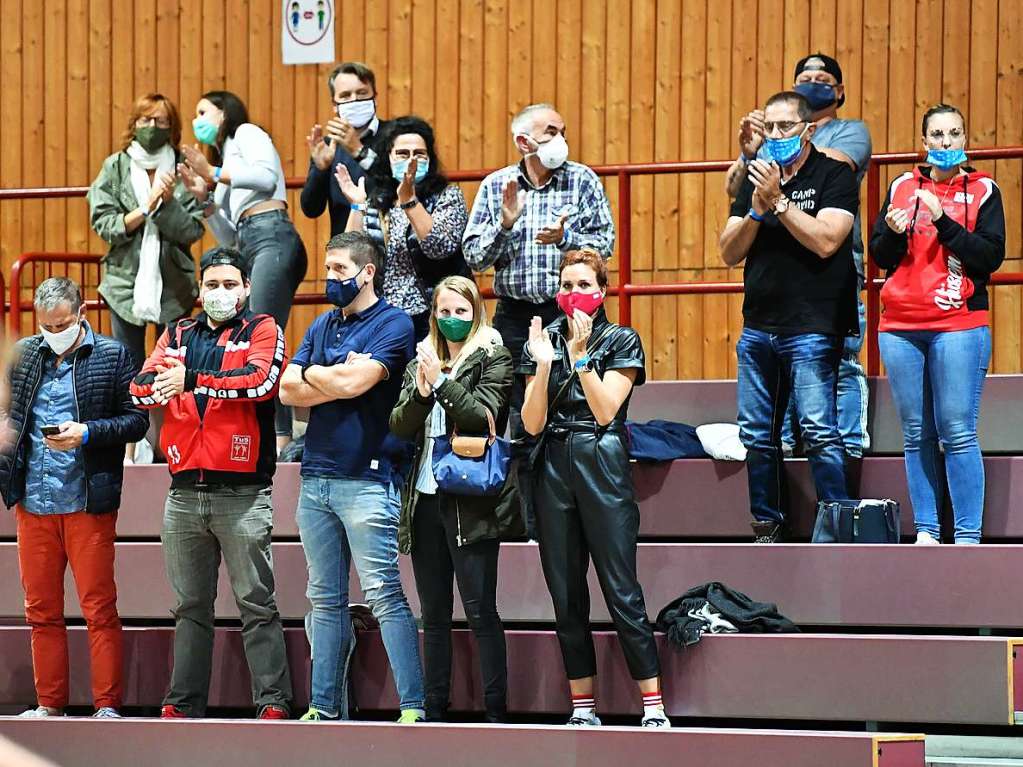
399, 198, 419, 211
573, 355, 591, 371
213, 166, 222, 182
350, 202, 367, 213
301, 365, 312, 383
748, 208, 765, 222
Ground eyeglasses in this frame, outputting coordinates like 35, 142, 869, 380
927, 128, 965, 141
763, 120, 805, 135
137, 116, 171, 129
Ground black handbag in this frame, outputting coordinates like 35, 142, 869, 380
811, 499, 901, 543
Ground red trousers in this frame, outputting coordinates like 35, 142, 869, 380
16, 507, 122, 710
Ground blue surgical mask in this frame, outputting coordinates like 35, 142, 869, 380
391, 158, 429, 184
326, 267, 366, 308
764, 125, 808, 167
926, 147, 967, 171
793, 82, 836, 111
192, 117, 219, 146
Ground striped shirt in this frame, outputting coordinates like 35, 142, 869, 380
462, 161, 615, 303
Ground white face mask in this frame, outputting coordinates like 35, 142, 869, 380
337, 98, 376, 130
202, 287, 242, 322
522, 133, 569, 170
40, 316, 83, 356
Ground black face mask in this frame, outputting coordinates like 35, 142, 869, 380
135, 126, 170, 153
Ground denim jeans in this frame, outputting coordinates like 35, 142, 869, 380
879, 326, 991, 543
782, 293, 870, 458
238, 209, 308, 437
162, 485, 293, 716
296, 477, 424, 716
737, 328, 847, 524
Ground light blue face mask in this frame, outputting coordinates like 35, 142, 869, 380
763, 124, 808, 167
926, 147, 968, 171
192, 117, 219, 146
391, 157, 429, 184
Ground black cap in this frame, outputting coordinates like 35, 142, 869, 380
199, 247, 249, 279
794, 53, 843, 83
793, 53, 844, 107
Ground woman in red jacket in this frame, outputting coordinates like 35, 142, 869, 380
869, 104, 1005, 544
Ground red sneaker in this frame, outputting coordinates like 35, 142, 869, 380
257, 705, 289, 720
160, 705, 187, 719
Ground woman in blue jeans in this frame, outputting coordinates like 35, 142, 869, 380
869, 104, 1005, 544
178, 90, 308, 450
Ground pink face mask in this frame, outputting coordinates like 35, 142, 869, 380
556, 289, 604, 318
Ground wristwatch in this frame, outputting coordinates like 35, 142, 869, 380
774, 196, 791, 216
574, 355, 594, 373
355, 145, 369, 162
400, 198, 419, 211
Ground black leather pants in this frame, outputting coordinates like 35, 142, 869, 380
533, 426, 660, 681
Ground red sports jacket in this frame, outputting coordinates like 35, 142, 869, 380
129, 310, 286, 487
870, 166, 1005, 333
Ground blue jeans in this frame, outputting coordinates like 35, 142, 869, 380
737, 328, 847, 524
878, 326, 990, 543
296, 477, 425, 716
782, 293, 869, 457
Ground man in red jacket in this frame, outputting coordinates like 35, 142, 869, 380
130, 247, 292, 719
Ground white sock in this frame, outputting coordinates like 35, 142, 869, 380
571, 694, 595, 720
642, 691, 664, 719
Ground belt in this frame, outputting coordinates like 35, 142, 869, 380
546, 421, 625, 439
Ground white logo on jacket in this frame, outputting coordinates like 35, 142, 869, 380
934, 255, 965, 311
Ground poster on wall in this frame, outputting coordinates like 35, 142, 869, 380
282, 0, 335, 65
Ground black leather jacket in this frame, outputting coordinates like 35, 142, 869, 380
0, 324, 149, 514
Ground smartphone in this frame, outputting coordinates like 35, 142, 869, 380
41, 425, 62, 437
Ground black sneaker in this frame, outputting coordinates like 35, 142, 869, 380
751, 521, 783, 543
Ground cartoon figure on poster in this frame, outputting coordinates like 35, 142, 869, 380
282, 0, 335, 65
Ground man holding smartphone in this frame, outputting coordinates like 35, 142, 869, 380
0, 277, 148, 719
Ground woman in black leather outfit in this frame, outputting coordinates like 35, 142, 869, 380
520, 248, 669, 729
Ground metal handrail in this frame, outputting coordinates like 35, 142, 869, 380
4, 146, 1022, 375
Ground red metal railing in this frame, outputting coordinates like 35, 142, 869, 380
3, 148, 1023, 374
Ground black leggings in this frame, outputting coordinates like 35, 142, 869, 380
410, 493, 507, 721
534, 430, 660, 681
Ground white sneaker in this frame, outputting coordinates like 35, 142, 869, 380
915, 531, 940, 545
93, 707, 121, 718
18, 706, 62, 718
641, 712, 672, 728
566, 713, 602, 726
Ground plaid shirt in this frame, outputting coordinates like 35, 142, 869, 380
463, 161, 615, 302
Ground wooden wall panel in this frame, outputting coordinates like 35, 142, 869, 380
0, 0, 1020, 377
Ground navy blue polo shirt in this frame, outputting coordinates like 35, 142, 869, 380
291, 298, 414, 483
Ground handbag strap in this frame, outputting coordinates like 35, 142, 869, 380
451, 406, 498, 444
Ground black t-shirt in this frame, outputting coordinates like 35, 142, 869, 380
730, 145, 859, 337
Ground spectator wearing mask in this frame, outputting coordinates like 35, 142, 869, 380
129, 247, 292, 720
0, 277, 148, 719
726, 53, 872, 491
389, 275, 522, 723
870, 104, 1004, 544
177, 90, 307, 451
719, 90, 859, 543
336, 116, 470, 341
88, 93, 205, 463
302, 61, 390, 236
279, 231, 425, 724
520, 249, 669, 729
463, 103, 614, 536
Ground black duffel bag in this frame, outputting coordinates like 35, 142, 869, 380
811, 499, 901, 543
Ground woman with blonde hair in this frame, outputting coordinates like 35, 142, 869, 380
390, 275, 522, 723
